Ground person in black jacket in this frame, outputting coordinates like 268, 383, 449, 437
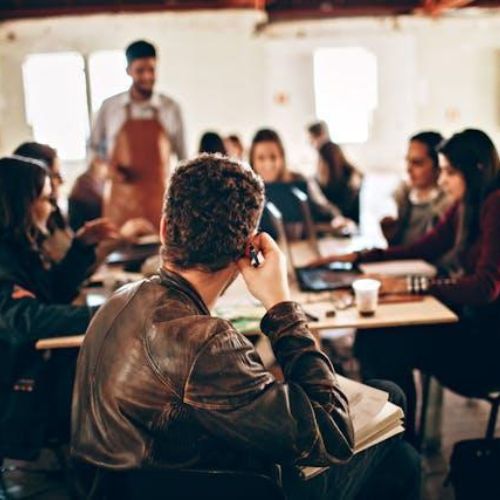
0, 155, 117, 454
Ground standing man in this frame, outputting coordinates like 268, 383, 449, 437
90, 40, 186, 229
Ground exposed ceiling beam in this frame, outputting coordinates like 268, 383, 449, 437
0, 0, 498, 22
0, 1, 261, 21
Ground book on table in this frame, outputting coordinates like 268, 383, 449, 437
299, 375, 405, 480
359, 259, 436, 277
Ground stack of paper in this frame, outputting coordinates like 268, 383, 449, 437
299, 376, 404, 479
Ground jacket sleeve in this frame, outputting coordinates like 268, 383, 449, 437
0, 281, 93, 347
184, 302, 354, 467
429, 193, 500, 306
46, 238, 96, 302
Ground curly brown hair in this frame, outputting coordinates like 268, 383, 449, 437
162, 154, 265, 272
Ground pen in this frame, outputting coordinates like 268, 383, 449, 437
249, 246, 261, 268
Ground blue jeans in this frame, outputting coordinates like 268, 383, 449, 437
282, 380, 421, 500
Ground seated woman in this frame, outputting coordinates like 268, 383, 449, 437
14, 142, 120, 263
309, 128, 500, 441
312, 140, 364, 225
249, 128, 338, 240
381, 131, 450, 246
68, 157, 108, 231
0, 156, 117, 453
15, 141, 155, 265
15, 142, 73, 261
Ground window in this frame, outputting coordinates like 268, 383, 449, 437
22, 52, 90, 161
313, 47, 378, 144
22, 50, 130, 162
88, 50, 130, 115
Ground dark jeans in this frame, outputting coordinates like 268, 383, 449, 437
46, 348, 80, 442
282, 380, 421, 500
354, 321, 500, 443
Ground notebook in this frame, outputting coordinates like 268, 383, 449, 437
359, 259, 437, 277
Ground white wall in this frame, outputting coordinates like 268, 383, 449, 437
0, 8, 499, 178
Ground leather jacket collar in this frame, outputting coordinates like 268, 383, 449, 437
158, 267, 210, 316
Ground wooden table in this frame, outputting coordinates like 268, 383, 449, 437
303, 296, 456, 331
35, 238, 457, 351
36, 293, 457, 351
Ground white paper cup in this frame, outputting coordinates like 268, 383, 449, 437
352, 279, 381, 316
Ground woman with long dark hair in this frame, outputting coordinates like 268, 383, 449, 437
249, 128, 341, 240
249, 128, 300, 183
309, 128, 500, 440
0, 156, 116, 453
314, 141, 364, 223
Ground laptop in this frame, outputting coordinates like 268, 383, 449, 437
264, 201, 360, 292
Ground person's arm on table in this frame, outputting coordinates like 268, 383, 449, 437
396, 194, 500, 306
0, 281, 94, 346
49, 219, 120, 302
308, 203, 459, 268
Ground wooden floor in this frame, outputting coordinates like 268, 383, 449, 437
1, 386, 498, 500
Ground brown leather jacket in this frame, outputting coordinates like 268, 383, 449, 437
71, 268, 354, 470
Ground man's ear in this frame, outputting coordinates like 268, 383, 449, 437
126, 65, 131, 77
160, 215, 167, 246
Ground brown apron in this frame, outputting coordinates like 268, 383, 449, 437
103, 104, 171, 229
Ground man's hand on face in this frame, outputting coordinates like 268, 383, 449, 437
237, 232, 291, 310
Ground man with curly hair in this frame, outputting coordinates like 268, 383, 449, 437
71, 155, 419, 499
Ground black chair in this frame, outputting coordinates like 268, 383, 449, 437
290, 187, 320, 255
85, 466, 285, 500
0, 442, 72, 500
262, 183, 317, 243
0, 357, 77, 499
418, 374, 500, 450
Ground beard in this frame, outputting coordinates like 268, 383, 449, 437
133, 83, 153, 99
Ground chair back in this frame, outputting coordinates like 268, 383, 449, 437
290, 187, 320, 257
262, 202, 295, 276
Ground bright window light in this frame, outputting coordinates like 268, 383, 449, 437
313, 47, 378, 144
22, 52, 89, 161
88, 50, 130, 114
